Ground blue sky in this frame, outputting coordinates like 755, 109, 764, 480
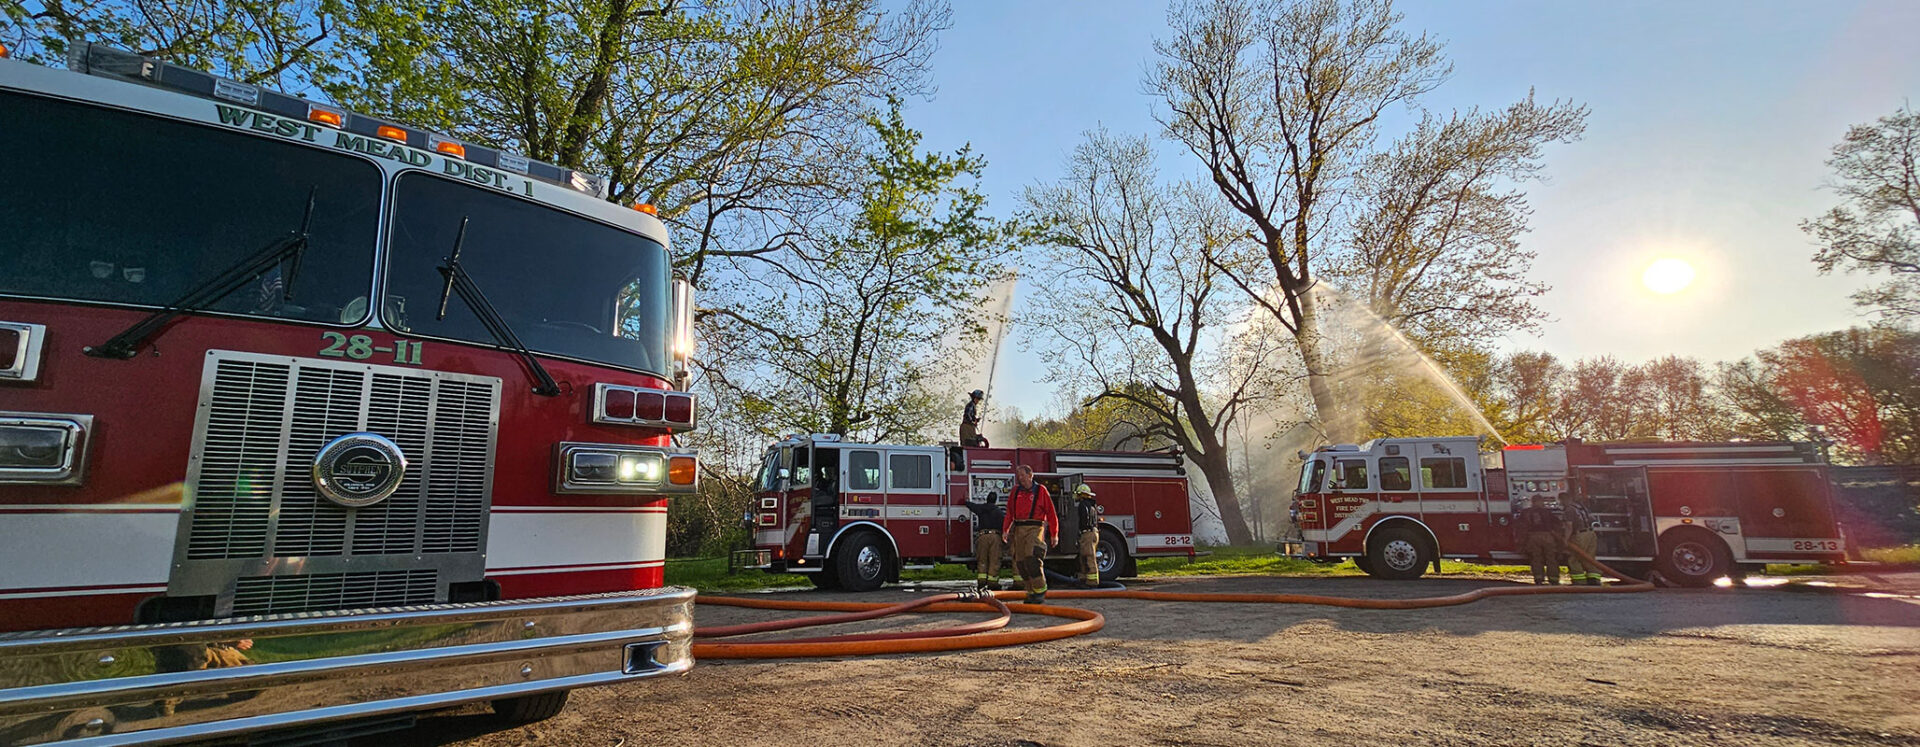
899, 0, 1920, 419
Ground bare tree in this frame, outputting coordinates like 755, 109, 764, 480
1148, 0, 1446, 442
1805, 105, 1920, 323
1148, 0, 1578, 442
1023, 129, 1288, 545
1334, 96, 1585, 344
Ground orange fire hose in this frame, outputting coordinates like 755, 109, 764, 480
691, 543, 1649, 660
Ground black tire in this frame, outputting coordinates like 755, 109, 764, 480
1657, 530, 1731, 588
1095, 528, 1130, 584
493, 690, 568, 723
806, 570, 841, 590
1365, 525, 1432, 580
832, 532, 890, 592
1351, 556, 1374, 574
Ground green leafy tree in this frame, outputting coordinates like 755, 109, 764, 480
710, 104, 1019, 442
2, 0, 335, 89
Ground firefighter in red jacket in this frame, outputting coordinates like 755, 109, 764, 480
1002, 464, 1059, 604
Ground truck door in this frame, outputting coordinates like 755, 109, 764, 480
1416, 448, 1485, 556
882, 449, 944, 559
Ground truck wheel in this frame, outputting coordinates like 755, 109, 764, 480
493, 690, 569, 723
1351, 556, 1374, 574
833, 532, 890, 592
1657, 530, 1731, 588
1096, 528, 1130, 584
807, 570, 841, 590
1366, 526, 1431, 580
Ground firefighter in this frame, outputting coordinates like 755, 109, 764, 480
960, 390, 987, 447
1002, 464, 1058, 604
966, 491, 1008, 591
1561, 492, 1602, 586
1072, 484, 1102, 587
1518, 496, 1564, 585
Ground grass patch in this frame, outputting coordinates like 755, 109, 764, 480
1765, 545, 1920, 575
1137, 545, 1529, 577
1863, 545, 1920, 566
665, 556, 978, 593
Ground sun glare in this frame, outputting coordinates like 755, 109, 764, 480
1642, 258, 1696, 294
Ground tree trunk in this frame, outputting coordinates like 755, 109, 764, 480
1189, 444, 1252, 546
1295, 286, 1350, 443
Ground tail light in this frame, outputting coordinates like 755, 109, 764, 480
1, 322, 46, 383
592, 383, 697, 431
756, 513, 778, 527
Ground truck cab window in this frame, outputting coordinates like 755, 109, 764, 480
1336, 459, 1369, 490
888, 453, 932, 490
1297, 460, 1325, 493
1422, 457, 1468, 489
848, 450, 881, 492
1379, 457, 1412, 491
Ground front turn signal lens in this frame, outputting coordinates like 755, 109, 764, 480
668, 456, 697, 486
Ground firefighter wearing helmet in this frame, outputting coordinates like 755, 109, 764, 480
960, 390, 988, 447
1073, 484, 1102, 587
1002, 464, 1058, 604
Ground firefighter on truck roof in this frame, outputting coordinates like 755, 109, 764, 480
960, 389, 988, 447
1073, 484, 1101, 587
1003, 464, 1058, 604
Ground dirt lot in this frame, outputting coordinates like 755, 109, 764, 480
380, 573, 1920, 747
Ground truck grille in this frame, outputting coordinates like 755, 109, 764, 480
172, 351, 500, 615
232, 570, 438, 616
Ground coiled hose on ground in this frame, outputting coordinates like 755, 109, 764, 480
691, 543, 1651, 660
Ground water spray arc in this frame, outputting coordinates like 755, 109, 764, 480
1313, 285, 1508, 445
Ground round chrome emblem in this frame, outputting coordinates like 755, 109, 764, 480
312, 433, 407, 508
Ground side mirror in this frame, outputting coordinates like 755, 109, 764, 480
670, 277, 696, 385
777, 468, 791, 481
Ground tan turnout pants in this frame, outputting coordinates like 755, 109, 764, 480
974, 529, 1002, 582
1524, 531, 1561, 584
1009, 523, 1048, 594
1566, 530, 1600, 581
1078, 529, 1100, 584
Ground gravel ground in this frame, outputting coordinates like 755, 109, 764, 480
371, 572, 1920, 747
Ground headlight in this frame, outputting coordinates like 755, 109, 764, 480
0, 413, 91, 485
555, 442, 696, 495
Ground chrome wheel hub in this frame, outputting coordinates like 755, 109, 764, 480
1672, 542, 1713, 576
855, 546, 883, 580
1382, 539, 1419, 571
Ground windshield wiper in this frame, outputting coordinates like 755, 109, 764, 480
86, 189, 317, 359
434, 217, 561, 397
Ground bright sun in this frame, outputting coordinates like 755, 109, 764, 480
1642, 258, 1696, 294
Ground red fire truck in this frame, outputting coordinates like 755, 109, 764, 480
734, 435, 1196, 590
1291, 437, 1847, 587
1, 44, 702, 744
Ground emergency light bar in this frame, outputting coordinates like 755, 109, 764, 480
64, 43, 613, 199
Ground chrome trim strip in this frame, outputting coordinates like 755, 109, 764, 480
0, 587, 694, 746
0, 321, 46, 382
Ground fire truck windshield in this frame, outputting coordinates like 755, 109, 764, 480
1296, 458, 1325, 494
384, 173, 673, 375
0, 91, 381, 324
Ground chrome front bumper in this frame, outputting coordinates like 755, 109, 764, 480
0, 587, 695, 746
